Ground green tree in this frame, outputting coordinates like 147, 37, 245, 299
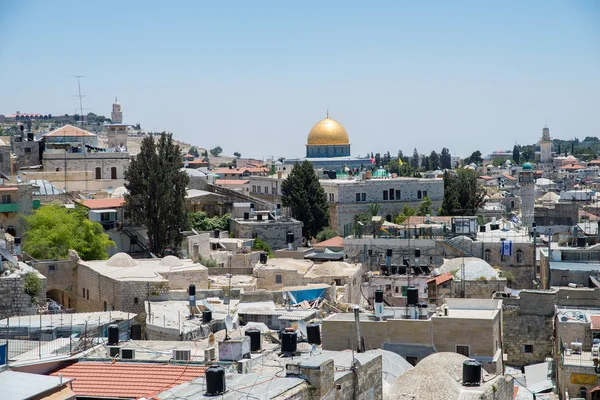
440, 147, 452, 169
411, 148, 420, 169
429, 151, 440, 170
125, 133, 189, 256
233, 152, 241, 158
188, 146, 200, 157
417, 196, 432, 216
393, 205, 416, 224
512, 145, 520, 164
316, 227, 338, 242
252, 237, 272, 255
189, 212, 231, 231
281, 160, 329, 239
210, 146, 223, 157
464, 150, 483, 165
23, 205, 114, 260
439, 170, 485, 216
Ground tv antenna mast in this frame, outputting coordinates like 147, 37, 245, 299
70, 75, 88, 123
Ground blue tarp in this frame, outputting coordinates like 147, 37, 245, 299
288, 288, 327, 304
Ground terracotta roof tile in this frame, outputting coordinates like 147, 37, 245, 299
215, 179, 249, 185
50, 361, 205, 399
78, 198, 125, 209
315, 236, 344, 248
590, 315, 600, 330
426, 272, 453, 285
44, 125, 96, 137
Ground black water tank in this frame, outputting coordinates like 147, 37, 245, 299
398, 266, 407, 275
462, 359, 482, 386
214, 229, 220, 238
202, 310, 212, 323
375, 289, 384, 304
259, 252, 268, 264
307, 323, 321, 345
577, 237, 586, 247
130, 325, 142, 340
380, 265, 389, 276
257, 214, 263, 221
368, 249, 373, 256
107, 324, 119, 345
245, 328, 261, 351
205, 365, 226, 396
14, 237, 21, 246
414, 248, 420, 258
189, 284, 196, 296
286, 232, 294, 244
390, 266, 398, 275
243, 212, 249, 220
480, 225, 486, 232
406, 286, 418, 306
386, 249, 393, 257
281, 330, 297, 353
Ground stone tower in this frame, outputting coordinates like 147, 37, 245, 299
111, 98, 123, 124
519, 162, 535, 230
539, 127, 552, 163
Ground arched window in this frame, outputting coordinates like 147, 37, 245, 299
516, 249, 523, 263
95, 167, 102, 179
111, 167, 117, 179
484, 249, 491, 263
579, 387, 587, 398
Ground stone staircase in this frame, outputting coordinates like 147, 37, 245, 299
444, 237, 475, 258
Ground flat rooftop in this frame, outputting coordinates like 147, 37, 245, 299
0, 311, 135, 328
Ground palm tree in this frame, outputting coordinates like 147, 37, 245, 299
367, 203, 381, 217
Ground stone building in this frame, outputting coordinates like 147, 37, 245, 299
0, 262, 46, 319
322, 298, 504, 373
230, 214, 302, 250
539, 245, 600, 289
40, 124, 130, 191
320, 175, 444, 235
34, 251, 208, 315
0, 137, 12, 175
12, 137, 41, 170
0, 183, 39, 237
539, 126, 553, 164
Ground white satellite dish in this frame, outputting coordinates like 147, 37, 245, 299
225, 315, 233, 331
16, 175, 22, 183
106, 186, 114, 194
310, 344, 317, 356
298, 320, 307, 338
282, 292, 288, 301
233, 312, 239, 329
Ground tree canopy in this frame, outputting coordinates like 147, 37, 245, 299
125, 133, 189, 256
439, 170, 485, 216
210, 146, 223, 157
23, 205, 114, 260
189, 212, 231, 232
281, 160, 329, 239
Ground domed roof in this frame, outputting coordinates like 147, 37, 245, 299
159, 255, 183, 267
307, 117, 349, 146
522, 162, 533, 170
106, 252, 138, 268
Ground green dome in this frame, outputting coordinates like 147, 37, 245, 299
372, 168, 388, 178
522, 162, 533, 170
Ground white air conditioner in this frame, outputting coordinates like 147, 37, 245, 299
120, 348, 135, 359
204, 347, 216, 361
107, 346, 121, 358
173, 349, 191, 361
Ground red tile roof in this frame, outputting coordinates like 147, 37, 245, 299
78, 198, 126, 209
426, 272, 453, 285
590, 315, 600, 330
44, 124, 96, 137
50, 361, 205, 399
315, 236, 344, 248
502, 174, 517, 181
212, 167, 268, 175
478, 175, 494, 180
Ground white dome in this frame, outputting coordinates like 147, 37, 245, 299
159, 255, 183, 267
106, 252, 138, 268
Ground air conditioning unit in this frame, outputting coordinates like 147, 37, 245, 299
204, 347, 216, 361
173, 349, 191, 361
237, 358, 251, 374
120, 348, 135, 359
107, 346, 121, 358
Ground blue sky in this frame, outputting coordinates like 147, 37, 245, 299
0, 1, 598, 159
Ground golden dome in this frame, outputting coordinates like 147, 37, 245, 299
307, 117, 349, 146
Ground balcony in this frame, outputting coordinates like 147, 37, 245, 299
0, 203, 18, 213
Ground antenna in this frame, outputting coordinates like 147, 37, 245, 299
298, 320, 307, 339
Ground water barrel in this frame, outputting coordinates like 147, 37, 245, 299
406, 286, 419, 306
380, 265, 389, 276
375, 289, 384, 304
130, 325, 142, 340
257, 214, 263, 221
462, 359, 481, 386
243, 212, 249, 220
245, 328, 261, 352
107, 324, 119, 345
390, 266, 398, 275
286, 232, 295, 244
307, 323, 321, 345
205, 365, 226, 396
202, 310, 212, 323
281, 330, 297, 353
398, 266, 407, 275
577, 237, 586, 247
386, 249, 393, 257
213, 229, 220, 238
259, 252, 268, 264
414, 248, 421, 258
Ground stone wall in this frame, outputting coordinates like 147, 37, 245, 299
0, 270, 46, 319
452, 279, 508, 299
231, 218, 303, 250
254, 267, 306, 290
501, 290, 556, 367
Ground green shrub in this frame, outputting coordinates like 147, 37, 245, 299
23, 272, 42, 304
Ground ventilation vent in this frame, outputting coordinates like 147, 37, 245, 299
120, 348, 135, 359
173, 349, 191, 361
107, 346, 121, 358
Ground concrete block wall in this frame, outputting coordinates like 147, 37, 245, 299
159, 269, 208, 291
231, 219, 303, 250
452, 279, 508, 299
0, 272, 46, 319
331, 355, 382, 400
431, 313, 499, 358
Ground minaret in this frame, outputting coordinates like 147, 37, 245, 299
539, 126, 552, 163
111, 97, 123, 124
519, 162, 535, 230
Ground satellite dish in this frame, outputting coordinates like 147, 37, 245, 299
16, 175, 22, 183
225, 315, 233, 331
298, 320, 307, 338
282, 292, 288, 301
62, 186, 67, 193
107, 186, 114, 194
310, 344, 317, 355
233, 312, 239, 329
208, 333, 215, 347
